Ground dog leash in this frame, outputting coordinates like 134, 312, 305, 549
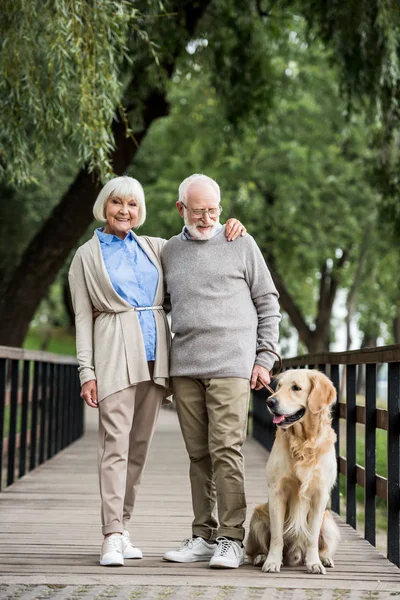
255, 347, 282, 395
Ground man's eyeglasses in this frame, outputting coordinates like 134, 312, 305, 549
180, 203, 223, 218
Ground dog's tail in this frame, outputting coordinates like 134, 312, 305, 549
245, 503, 271, 561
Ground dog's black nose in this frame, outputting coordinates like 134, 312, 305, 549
266, 396, 277, 408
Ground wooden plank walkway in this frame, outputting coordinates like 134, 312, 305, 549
0, 406, 400, 595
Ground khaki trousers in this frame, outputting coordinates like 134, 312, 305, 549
98, 375, 163, 535
172, 377, 250, 542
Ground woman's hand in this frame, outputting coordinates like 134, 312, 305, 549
225, 218, 246, 241
81, 380, 98, 408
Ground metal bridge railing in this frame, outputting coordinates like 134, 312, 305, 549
0, 345, 82, 491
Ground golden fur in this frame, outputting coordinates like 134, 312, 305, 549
246, 369, 340, 575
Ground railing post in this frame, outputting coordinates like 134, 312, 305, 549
7, 360, 20, 487
54, 364, 61, 454
252, 388, 274, 452
387, 361, 400, 567
67, 365, 74, 445
73, 369, 80, 440
30, 361, 40, 471
62, 364, 69, 449
76, 370, 84, 438
331, 364, 340, 515
0, 358, 6, 490
19, 360, 30, 479
346, 364, 357, 529
47, 362, 55, 460
58, 364, 64, 452
364, 363, 377, 547
39, 361, 48, 465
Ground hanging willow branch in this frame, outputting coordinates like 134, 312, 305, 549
0, 0, 157, 184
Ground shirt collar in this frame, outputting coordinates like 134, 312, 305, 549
181, 226, 193, 240
96, 227, 135, 245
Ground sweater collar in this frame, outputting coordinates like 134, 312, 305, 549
181, 224, 222, 241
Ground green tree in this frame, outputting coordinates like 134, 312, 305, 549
356, 239, 400, 347
0, 0, 399, 348
135, 15, 379, 353
0, 0, 143, 183
302, 0, 400, 238
0, 0, 213, 346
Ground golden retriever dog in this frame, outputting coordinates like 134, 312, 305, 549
246, 369, 340, 575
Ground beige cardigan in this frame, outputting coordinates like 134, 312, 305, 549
68, 231, 171, 403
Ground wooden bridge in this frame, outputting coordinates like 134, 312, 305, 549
1, 344, 400, 599
1, 405, 400, 598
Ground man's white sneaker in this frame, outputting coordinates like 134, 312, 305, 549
100, 534, 124, 566
122, 529, 143, 559
209, 536, 245, 569
163, 537, 216, 563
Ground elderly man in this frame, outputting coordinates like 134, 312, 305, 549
161, 174, 281, 569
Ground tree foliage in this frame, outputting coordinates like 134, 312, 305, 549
301, 0, 400, 237
134, 13, 383, 352
303, 0, 400, 111
0, 0, 147, 183
0, 0, 399, 351
0, 0, 213, 346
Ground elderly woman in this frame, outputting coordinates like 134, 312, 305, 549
68, 176, 245, 567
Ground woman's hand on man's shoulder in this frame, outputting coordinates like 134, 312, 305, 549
225, 218, 246, 241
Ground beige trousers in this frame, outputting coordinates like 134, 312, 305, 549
98, 374, 163, 535
172, 376, 250, 542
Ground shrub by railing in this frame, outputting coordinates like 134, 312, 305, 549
0, 345, 82, 491
251, 344, 400, 567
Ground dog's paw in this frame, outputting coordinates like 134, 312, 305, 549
320, 556, 334, 568
253, 554, 267, 567
306, 561, 326, 575
262, 560, 281, 573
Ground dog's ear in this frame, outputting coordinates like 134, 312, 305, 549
308, 371, 337, 414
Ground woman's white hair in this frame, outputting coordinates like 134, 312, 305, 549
93, 176, 146, 227
178, 173, 220, 204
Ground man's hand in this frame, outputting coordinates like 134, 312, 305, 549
225, 218, 246, 241
251, 365, 271, 390
81, 380, 98, 408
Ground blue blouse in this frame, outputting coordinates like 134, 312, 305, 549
96, 228, 159, 361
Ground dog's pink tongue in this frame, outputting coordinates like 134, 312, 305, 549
273, 415, 286, 424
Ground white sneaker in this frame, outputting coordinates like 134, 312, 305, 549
122, 529, 143, 559
100, 534, 124, 566
209, 536, 245, 568
163, 537, 216, 563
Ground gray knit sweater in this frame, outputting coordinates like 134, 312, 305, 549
161, 226, 281, 379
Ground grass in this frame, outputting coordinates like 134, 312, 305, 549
1, 328, 76, 436
3, 405, 36, 437
24, 327, 76, 356
338, 395, 388, 548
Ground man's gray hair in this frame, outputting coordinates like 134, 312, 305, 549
93, 175, 146, 227
178, 174, 220, 204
